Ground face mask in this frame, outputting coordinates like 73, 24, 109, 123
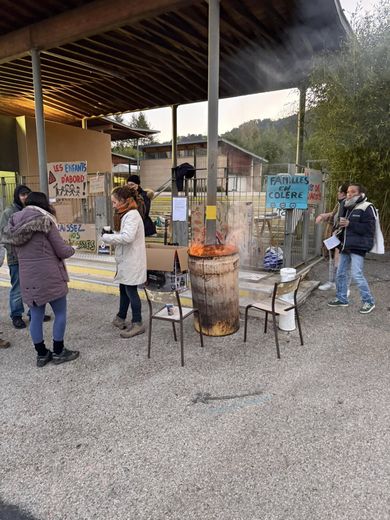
344, 194, 361, 207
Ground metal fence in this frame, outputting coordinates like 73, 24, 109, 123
184, 170, 325, 271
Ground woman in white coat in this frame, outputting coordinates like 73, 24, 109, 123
102, 185, 147, 338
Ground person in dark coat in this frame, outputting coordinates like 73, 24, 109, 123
127, 174, 157, 236
0, 185, 51, 329
328, 183, 376, 314
2, 192, 79, 366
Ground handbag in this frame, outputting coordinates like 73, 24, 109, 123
370, 207, 385, 254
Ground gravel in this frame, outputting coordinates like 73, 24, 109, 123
1, 253, 389, 520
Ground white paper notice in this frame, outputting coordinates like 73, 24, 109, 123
323, 235, 341, 250
172, 197, 187, 221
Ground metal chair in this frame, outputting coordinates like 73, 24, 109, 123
243, 276, 304, 359
144, 288, 204, 366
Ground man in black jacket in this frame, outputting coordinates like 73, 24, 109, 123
328, 183, 376, 314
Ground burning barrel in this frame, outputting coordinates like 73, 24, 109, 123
188, 244, 240, 336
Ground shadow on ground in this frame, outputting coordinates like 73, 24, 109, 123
0, 500, 38, 520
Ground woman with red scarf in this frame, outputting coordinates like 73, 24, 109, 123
102, 185, 147, 338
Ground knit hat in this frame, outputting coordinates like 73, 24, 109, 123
127, 174, 141, 185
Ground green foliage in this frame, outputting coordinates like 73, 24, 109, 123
112, 111, 155, 156
306, 2, 390, 240
222, 117, 297, 163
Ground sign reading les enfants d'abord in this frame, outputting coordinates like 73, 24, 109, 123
266, 175, 309, 210
48, 161, 88, 199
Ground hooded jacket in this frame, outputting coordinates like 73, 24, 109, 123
2, 206, 74, 306
337, 195, 375, 254
0, 185, 31, 265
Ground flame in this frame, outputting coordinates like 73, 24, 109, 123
188, 244, 238, 257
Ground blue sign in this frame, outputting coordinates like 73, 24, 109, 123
266, 175, 309, 209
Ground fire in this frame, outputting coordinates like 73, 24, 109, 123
188, 244, 238, 257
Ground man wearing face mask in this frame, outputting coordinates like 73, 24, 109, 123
328, 183, 376, 314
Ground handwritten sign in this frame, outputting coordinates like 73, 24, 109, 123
89, 176, 105, 194
266, 175, 309, 210
48, 161, 88, 199
306, 169, 322, 206
57, 223, 96, 252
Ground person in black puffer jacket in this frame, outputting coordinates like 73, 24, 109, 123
328, 183, 376, 314
127, 175, 157, 237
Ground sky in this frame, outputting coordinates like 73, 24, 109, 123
124, 0, 378, 143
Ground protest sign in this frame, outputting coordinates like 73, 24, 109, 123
266, 175, 309, 209
306, 169, 323, 206
48, 161, 88, 198
57, 223, 96, 252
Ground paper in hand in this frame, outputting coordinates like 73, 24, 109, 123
323, 235, 341, 250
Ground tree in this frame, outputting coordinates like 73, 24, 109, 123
112, 111, 155, 156
306, 2, 390, 238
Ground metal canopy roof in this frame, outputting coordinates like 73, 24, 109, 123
0, 0, 350, 125
71, 116, 160, 140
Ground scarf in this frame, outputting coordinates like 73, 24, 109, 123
113, 198, 138, 231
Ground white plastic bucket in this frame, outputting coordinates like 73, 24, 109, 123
278, 267, 297, 331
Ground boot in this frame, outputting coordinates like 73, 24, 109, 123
112, 316, 127, 329
120, 322, 145, 338
0, 338, 11, 349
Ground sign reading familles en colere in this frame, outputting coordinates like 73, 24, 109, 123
266, 175, 309, 210
48, 161, 88, 199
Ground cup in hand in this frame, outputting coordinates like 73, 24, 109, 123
339, 217, 348, 227
102, 225, 113, 235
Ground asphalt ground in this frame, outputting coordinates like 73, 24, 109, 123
0, 253, 389, 520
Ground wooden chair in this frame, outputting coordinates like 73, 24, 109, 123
144, 288, 204, 367
243, 276, 304, 359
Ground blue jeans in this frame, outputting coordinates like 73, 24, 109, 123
9, 264, 25, 318
118, 284, 142, 323
29, 296, 67, 344
336, 253, 374, 305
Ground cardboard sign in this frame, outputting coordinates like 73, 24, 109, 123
266, 175, 309, 209
89, 176, 105, 194
57, 223, 96, 252
306, 169, 323, 206
48, 161, 88, 198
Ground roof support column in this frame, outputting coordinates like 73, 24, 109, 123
31, 48, 48, 196
205, 0, 220, 245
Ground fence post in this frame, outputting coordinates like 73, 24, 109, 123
0, 177, 7, 213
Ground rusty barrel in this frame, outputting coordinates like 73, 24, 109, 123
188, 245, 240, 336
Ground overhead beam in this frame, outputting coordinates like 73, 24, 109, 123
0, 0, 196, 64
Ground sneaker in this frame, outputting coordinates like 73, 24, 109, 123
0, 338, 11, 349
318, 282, 336, 291
37, 350, 53, 367
12, 316, 26, 329
112, 316, 127, 330
327, 299, 349, 307
120, 322, 146, 338
359, 302, 375, 314
52, 348, 80, 365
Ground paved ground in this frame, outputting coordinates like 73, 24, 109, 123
0, 253, 389, 520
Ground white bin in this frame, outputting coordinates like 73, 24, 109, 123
278, 267, 297, 331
